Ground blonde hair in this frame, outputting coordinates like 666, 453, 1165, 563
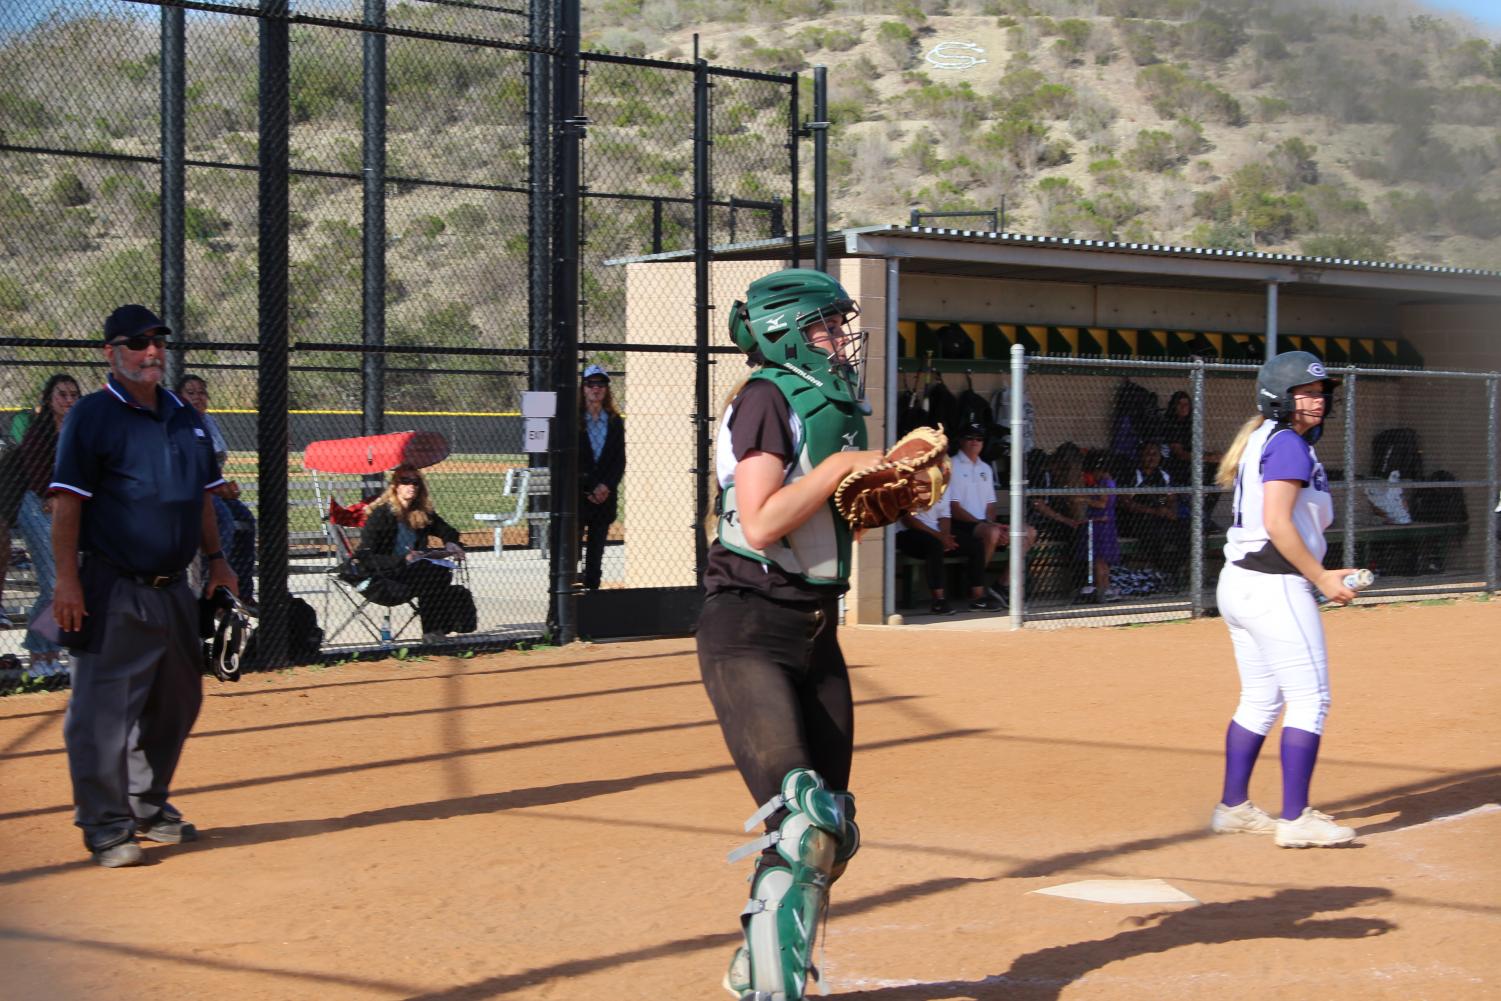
372, 463, 433, 530
1216, 416, 1266, 488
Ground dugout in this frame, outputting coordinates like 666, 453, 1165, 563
618, 227, 1501, 625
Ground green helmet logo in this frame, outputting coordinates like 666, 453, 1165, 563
728, 268, 867, 405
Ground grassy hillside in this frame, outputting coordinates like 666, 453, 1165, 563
593, 0, 1501, 269
2, 0, 1499, 411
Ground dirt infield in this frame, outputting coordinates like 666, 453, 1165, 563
1, 600, 1497, 1000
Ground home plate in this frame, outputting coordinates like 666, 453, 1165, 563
1031, 879, 1198, 905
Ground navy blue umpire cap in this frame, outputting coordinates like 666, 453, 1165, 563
103, 304, 170, 343
582, 363, 610, 383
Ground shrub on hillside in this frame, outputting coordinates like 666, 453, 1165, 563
1442, 189, 1501, 239
1380, 191, 1440, 233
877, 21, 916, 69
1300, 233, 1393, 261
1189, 219, 1254, 252
49, 172, 90, 208
1178, 7, 1246, 60
0, 90, 52, 134
1123, 130, 1178, 172
1136, 64, 1243, 125
185, 204, 231, 243
797, 24, 862, 53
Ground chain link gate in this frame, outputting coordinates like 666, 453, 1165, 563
0, 0, 803, 686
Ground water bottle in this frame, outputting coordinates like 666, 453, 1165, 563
1343, 569, 1375, 591
379, 623, 392, 646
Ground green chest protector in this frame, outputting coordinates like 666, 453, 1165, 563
717, 368, 867, 585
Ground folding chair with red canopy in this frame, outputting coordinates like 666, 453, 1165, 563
303, 432, 457, 647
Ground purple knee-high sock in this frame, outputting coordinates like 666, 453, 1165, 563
1220, 721, 1267, 807
1280, 727, 1322, 820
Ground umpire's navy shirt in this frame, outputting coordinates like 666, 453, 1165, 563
50, 377, 225, 576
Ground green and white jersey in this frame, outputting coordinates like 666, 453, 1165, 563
714, 368, 866, 587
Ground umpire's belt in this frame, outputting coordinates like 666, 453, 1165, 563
88, 554, 185, 589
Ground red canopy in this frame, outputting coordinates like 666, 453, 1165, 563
302, 431, 450, 474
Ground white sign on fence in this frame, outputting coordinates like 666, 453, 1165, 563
521, 391, 557, 419
524, 418, 551, 452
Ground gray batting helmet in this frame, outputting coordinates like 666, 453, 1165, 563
1256, 350, 1340, 423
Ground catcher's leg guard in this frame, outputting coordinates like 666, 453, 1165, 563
725, 769, 861, 1000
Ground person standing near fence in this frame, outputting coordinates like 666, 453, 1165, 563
1210, 351, 1360, 848
49, 305, 238, 868
697, 269, 882, 1001
577, 363, 624, 591
176, 373, 258, 608
14, 374, 81, 677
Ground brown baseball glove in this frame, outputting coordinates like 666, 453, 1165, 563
834, 425, 950, 531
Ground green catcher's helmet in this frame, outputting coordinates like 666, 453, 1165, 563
728, 268, 867, 406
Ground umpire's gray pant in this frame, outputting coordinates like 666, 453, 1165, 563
64, 576, 203, 852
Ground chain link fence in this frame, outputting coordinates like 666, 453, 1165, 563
980, 356, 1500, 627
1, 0, 801, 687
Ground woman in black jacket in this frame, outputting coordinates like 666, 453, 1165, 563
578, 363, 625, 590
353, 465, 475, 640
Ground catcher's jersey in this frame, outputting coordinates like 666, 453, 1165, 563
704, 381, 843, 599
1224, 420, 1333, 575
712, 372, 864, 590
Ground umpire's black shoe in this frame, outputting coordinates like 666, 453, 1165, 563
138, 814, 198, 845
929, 599, 957, 616
92, 839, 144, 868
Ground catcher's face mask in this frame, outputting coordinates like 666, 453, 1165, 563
204, 586, 253, 682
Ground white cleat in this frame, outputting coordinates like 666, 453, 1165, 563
1275, 807, 1357, 848
1210, 800, 1278, 835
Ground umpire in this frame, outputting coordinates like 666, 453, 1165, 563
49, 305, 238, 868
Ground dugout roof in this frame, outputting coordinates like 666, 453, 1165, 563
612, 225, 1501, 306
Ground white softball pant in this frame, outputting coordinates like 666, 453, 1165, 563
1216, 562, 1331, 736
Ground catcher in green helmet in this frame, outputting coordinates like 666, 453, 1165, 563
698, 268, 884, 1001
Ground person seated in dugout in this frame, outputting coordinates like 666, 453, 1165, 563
948, 421, 1034, 608
1117, 439, 1189, 574
350, 465, 476, 641
894, 480, 975, 615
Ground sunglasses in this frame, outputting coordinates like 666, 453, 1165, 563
109, 332, 168, 351
583, 380, 608, 388
394, 475, 422, 486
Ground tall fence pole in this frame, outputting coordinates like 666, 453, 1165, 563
1342, 370, 1358, 571
1008, 342, 1026, 630
549, 0, 582, 644
160, 5, 186, 387
361, 0, 387, 446
692, 46, 711, 581
1488, 374, 1499, 591
882, 257, 899, 624
1189, 359, 1206, 617
527, 0, 553, 468
256, 0, 291, 669
788, 73, 799, 269
811, 65, 827, 273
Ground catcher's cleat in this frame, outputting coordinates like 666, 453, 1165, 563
726, 770, 860, 1000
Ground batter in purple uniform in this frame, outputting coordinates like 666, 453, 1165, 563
1209, 351, 1361, 848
